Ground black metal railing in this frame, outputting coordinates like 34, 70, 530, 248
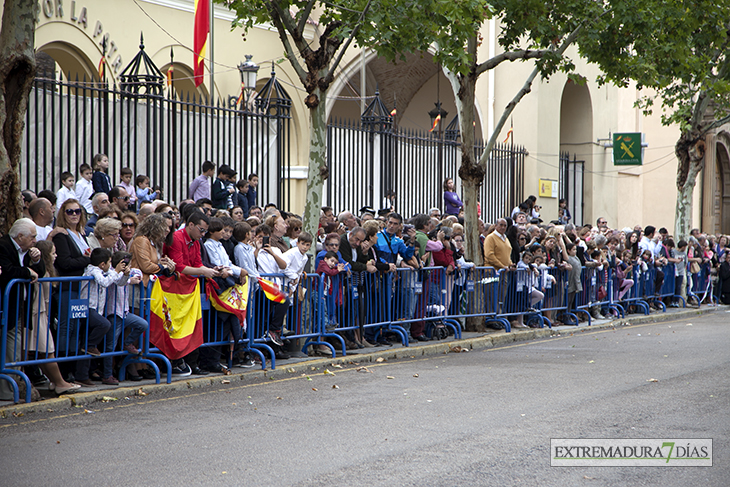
21, 72, 290, 207
325, 118, 526, 222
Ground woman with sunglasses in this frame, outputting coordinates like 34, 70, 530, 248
119, 212, 139, 248
52, 199, 92, 384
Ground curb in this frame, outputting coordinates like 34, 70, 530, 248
1, 306, 720, 418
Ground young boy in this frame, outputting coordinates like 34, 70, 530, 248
235, 179, 250, 217
135, 174, 159, 206
246, 173, 259, 209
316, 250, 348, 331
77, 248, 125, 385
75, 163, 94, 214
203, 217, 246, 371
119, 167, 137, 210
104, 251, 148, 382
211, 165, 233, 210
56, 171, 76, 210
225, 168, 237, 210
188, 160, 215, 201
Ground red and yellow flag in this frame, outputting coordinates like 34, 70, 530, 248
503, 128, 513, 143
166, 65, 174, 87
206, 278, 249, 326
193, 0, 210, 87
98, 56, 105, 80
429, 114, 441, 133
149, 274, 203, 359
235, 82, 245, 107
258, 277, 287, 303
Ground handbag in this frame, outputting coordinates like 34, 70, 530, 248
690, 261, 701, 274
597, 285, 607, 300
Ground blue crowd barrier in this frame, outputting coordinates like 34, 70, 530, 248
4, 258, 702, 404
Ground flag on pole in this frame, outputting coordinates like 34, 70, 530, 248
98, 56, 105, 80
193, 0, 210, 87
258, 277, 287, 303
503, 128, 513, 143
429, 114, 441, 133
149, 274, 203, 359
235, 83, 244, 107
390, 108, 397, 117
166, 65, 174, 87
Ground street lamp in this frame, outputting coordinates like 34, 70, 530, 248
237, 54, 260, 109
428, 101, 448, 136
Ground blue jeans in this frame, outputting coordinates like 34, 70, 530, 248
103, 313, 149, 378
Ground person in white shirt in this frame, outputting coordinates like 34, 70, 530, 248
203, 217, 248, 370
56, 171, 77, 211
29, 197, 64, 241
74, 163, 94, 214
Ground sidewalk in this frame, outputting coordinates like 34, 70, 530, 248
1, 305, 723, 417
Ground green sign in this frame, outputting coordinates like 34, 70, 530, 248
613, 132, 642, 165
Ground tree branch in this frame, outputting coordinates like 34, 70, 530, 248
475, 49, 547, 76
296, 0, 317, 34
323, 0, 373, 86
478, 24, 583, 167
266, 1, 309, 85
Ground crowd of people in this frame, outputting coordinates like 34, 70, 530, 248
1, 158, 728, 402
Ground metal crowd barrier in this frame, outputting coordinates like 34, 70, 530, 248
5, 259, 699, 403
688, 262, 715, 305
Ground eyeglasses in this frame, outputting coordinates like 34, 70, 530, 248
117, 196, 130, 201
122, 222, 136, 228
196, 225, 208, 235
65, 208, 83, 215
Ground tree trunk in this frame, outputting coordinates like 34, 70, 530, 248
0, 0, 38, 235
301, 87, 328, 256
674, 133, 705, 240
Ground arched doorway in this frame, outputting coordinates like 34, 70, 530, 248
37, 41, 100, 82
559, 79, 593, 226
714, 137, 730, 234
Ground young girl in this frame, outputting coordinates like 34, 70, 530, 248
29, 241, 81, 395
616, 250, 636, 301
91, 153, 112, 195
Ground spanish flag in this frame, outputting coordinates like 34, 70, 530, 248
258, 277, 287, 303
166, 65, 174, 87
206, 278, 249, 327
429, 114, 441, 133
98, 56, 105, 80
149, 274, 203, 359
193, 0, 209, 87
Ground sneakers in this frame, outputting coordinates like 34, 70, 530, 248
266, 330, 284, 347
238, 356, 256, 368
82, 346, 101, 357
124, 343, 141, 355
282, 327, 296, 337
171, 361, 192, 377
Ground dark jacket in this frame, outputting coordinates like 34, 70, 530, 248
52, 232, 90, 277
92, 170, 112, 194
0, 234, 46, 329
234, 191, 249, 218
211, 178, 229, 209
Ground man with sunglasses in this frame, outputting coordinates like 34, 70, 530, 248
109, 186, 130, 213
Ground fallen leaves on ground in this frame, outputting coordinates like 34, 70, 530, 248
332, 385, 339, 389
449, 346, 469, 353
324, 369, 336, 376
101, 396, 117, 402
83, 409, 95, 414
12, 412, 23, 417
312, 388, 318, 391
221, 380, 231, 384
413, 374, 419, 378
136, 388, 147, 396
647, 378, 659, 382
376, 357, 385, 363
330, 364, 343, 369
356, 367, 372, 373
386, 376, 395, 379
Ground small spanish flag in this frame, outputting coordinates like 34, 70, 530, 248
258, 277, 287, 303
429, 114, 441, 133
149, 274, 203, 359
503, 128, 513, 143
390, 108, 397, 117
166, 65, 174, 87
98, 56, 105, 80
235, 83, 244, 107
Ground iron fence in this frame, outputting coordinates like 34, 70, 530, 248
21, 72, 290, 207
325, 116, 526, 222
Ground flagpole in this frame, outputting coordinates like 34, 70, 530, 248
209, 0, 214, 102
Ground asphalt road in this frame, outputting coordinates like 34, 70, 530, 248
1, 314, 728, 486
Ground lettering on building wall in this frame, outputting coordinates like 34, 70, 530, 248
41, 2, 122, 74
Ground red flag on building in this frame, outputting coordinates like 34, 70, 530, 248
166, 65, 174, 87
149, 274, 203, 359
98, 56, 105, 80
193, 0, 209, 87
